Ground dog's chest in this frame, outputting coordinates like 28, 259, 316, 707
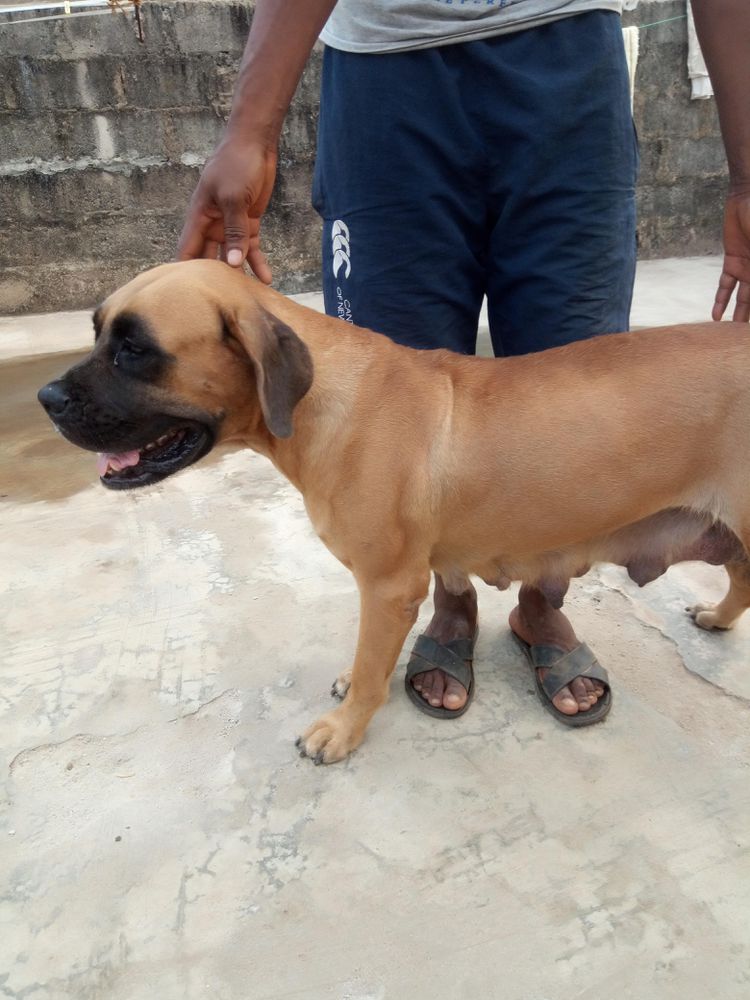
303, 496, 353, 569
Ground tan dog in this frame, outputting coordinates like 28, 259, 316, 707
38, 260, 750, 762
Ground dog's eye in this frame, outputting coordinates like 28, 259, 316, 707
121, 338, 146, 356
113, 339, 147, 367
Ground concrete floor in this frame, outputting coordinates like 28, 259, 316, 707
1, 257, 749, 999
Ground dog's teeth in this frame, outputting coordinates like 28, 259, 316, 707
145, 433, 173, 452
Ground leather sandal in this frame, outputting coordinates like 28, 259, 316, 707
404, 632, 477, 719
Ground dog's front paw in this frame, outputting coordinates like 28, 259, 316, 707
330, 668, 352, 700
295, 709, 362, 765
687, 603, 733, 631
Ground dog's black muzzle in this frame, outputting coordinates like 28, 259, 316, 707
38, 379, 71, 421
38, 372, 217, 490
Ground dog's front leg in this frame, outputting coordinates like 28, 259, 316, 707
297, 569, 430, 764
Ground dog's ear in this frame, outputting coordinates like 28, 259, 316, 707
224, 306, 313, 439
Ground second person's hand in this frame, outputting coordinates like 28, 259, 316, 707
177, 138, 278, 284
713, 187, 750, 322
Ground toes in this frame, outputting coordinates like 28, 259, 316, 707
569, 676, 595, 710
331, 669, 352, 700
414, 669, 443, 708
689, 603, 716, 629
417, 669, 433, 701
412, 669, 466, 710
303, 720, 335, 757
580, 677, 603, 703
687, 602, 707, 620
695, 609, 716, 630
428, 670, 445, 708
443, 675, 468, 711
296, 712, 360, 764
581, 675, 605, 698
696, 611, 727, 631
548, 675, 608, 715
688, 604, 733, 631
550, 681, 579, 715
549, 676, 603, 714
537, 661, 607, 717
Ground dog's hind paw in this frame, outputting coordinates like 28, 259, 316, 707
686, 603, 734, 631
296, 709, 362, 764
330, 668, 352, 700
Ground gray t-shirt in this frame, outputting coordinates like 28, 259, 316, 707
320, 0, 623, 53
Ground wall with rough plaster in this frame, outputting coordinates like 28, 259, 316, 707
0, 0, 321, 315
0, 0, 728, 315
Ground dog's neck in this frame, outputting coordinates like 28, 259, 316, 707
240, 300, 382, 493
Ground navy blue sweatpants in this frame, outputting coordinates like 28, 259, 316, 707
313, 11, 638, 356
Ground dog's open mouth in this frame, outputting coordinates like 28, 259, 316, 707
97, 424, 213, 489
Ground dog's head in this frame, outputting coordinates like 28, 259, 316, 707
37, 260, 313, 489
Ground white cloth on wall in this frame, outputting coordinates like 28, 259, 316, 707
622, 26, 639, 111
687, 2, 714, 99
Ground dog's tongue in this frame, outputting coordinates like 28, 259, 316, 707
96, 450, 140, 477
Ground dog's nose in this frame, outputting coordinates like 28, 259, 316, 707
38, 380, 72, 418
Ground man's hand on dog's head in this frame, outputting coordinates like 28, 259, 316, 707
176, 138, 277, 284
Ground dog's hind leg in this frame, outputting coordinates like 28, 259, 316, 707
689, 542, 750, 631
297, 566, 431, 764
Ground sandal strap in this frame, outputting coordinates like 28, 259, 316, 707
405, 634, 474, 690
532, 642, 609, 701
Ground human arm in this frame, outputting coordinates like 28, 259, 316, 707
177, 0, 338, 282
691, 0, 750, 321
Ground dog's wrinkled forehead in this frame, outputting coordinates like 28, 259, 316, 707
94, 305, 155, 346
95, 262, 227, 354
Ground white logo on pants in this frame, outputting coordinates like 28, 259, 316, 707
332, 219, 351, 280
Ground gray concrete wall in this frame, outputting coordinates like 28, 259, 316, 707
0, 0, 322, 314
0, 0, 728, 315
623, 0, 727, 259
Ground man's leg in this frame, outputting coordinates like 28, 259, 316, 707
313, 44, 485, 711
482, 12, 638, 716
